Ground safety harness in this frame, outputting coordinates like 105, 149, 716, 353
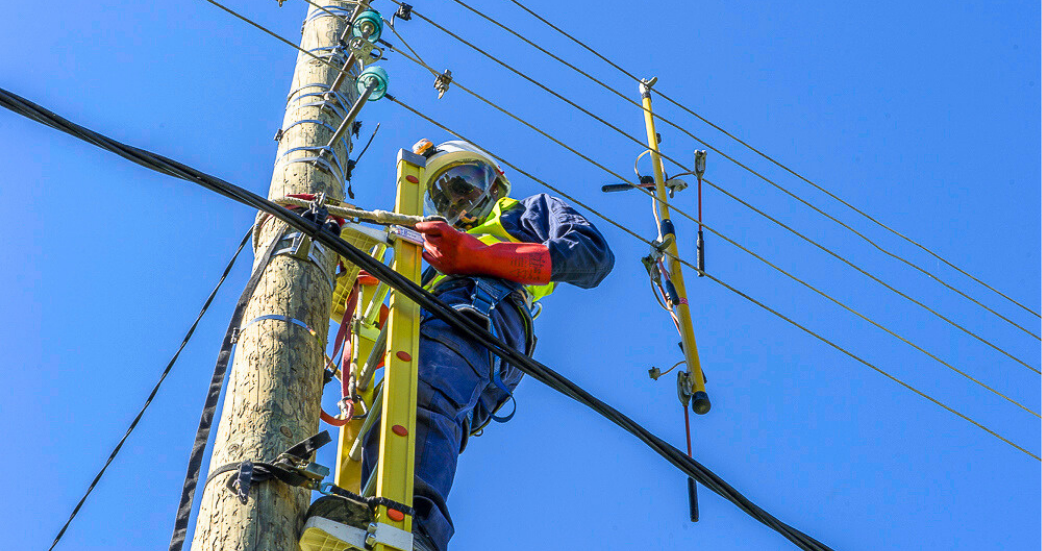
420, 196, 551, 434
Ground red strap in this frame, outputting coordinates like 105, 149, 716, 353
683, 405, 693, 457
340, 283, 361, 398
320, 410, 348, 427
321, 282, 360, 428
357, 270, 381, 286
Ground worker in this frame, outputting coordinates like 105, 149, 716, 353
311, 139, 615, 551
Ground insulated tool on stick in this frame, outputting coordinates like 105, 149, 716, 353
694, 150, 707, 275
639, 76, 709, 415
639, 77, 710, 523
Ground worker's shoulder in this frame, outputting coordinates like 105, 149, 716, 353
510, 193, 589, 219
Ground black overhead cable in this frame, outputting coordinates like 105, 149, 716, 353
46, 228, 252, 550
0, 87, 838, 551
379, 44, 1041, 409
183, 3, 1038, 451
504, 0, 1042, 323
373, 0, 1040, 372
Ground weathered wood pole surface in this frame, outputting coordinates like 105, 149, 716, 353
192, 2, 359, 549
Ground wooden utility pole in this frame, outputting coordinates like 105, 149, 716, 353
192, 2, 360, 549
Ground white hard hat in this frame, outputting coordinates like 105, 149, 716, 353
415, 139, 511, 228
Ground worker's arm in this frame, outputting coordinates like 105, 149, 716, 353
415, 220, 551, 285
500, 194, 615, 289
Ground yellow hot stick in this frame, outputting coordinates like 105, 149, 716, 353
640, 79, 710, 414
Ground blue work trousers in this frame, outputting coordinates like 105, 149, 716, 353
362, 285, 529, 551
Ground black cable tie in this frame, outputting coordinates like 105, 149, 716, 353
235, 460, 253, 504
325, 484, 416, 518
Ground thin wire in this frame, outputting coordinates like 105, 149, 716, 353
376, 2, 1038, 371
206, 0, 349, 75
379, 28, 1039, 375
700, 219, 1039, 417
661, 360, 686, 378
48, 229, 252, 550
354, 121, 380, 163
384, 94, 1040, 460
403, 0, 1040, 343
505, 0, 1041, 322
382, 17, 439, 77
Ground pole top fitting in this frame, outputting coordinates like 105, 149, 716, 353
639, 77, 658, 98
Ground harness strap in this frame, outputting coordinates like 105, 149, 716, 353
444, 277, 526, 426
169, 226, 287, 551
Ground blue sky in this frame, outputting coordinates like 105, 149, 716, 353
1, 1, 1038, 550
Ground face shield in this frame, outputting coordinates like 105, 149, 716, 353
424, 162, 502, 227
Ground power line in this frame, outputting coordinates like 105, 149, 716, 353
505, 0, 1042, 323
181, 2, 1039, 451
378, 37, 1042, 407
375, 10, 1038, 374
382, 94, 1040, 462
500, 0, 1037, 322
0, 86, 838, 551
403, 0, 1040, 344
47, 229, 252, 550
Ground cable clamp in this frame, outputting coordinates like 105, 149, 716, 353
664, 177, 688, 198
347, 36, 381, 65
434, 69, 453, 99
694, 150, 707, 178
676, 370, 694, 407
388, 225, 424, 246
394, 3, 413, 22
639, 76, 658, 98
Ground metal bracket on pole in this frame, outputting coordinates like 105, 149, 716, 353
320, 66, 389, 171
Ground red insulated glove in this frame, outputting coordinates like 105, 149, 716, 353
414, 220, 551, 285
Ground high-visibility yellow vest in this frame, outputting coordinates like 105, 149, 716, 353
427, 197, 556, 301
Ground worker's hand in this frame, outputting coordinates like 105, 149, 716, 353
414, 220, 553, 285
415, 220, 487, 275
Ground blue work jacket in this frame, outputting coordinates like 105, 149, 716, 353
496, 193, 615, 289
